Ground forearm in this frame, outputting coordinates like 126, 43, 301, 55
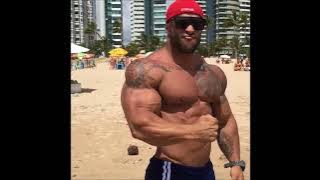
217, 116, 241, 161
129, 112, 196, 146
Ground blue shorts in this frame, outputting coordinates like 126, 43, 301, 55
145, 156, 215, 180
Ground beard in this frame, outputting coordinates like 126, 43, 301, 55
169, 31, 201, 54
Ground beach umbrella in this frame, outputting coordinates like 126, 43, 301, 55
109, 54, 125, 58
108, 48, 128, 57
220, 55, 231, 59
71, 43, 90, 53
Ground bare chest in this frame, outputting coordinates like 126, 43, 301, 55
158, 67, 223, 108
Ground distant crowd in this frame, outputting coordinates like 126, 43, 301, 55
234, 57, 250, 71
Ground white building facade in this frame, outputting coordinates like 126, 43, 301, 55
130, 0, 145, 41
71, 0, 96, 46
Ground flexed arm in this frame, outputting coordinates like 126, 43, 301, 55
121, 60, 218, 146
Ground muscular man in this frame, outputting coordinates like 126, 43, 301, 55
121, 0, 245, 179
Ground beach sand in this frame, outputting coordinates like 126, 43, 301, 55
71, 58, 250, 180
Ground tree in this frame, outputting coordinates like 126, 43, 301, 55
134, 33, 161, 52
196, 44, 209, 57
205, 15, 215, 29
125, 42, 140, 57
213, 37, 229, 56
84, 22, 112, 56
84, 22, 97, 48
229, 36, 240, 59
113, 19, 122, 34
88, 36, 112, 56
223, 10, 250, 58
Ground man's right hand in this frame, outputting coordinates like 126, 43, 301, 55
195, 114, 219, 142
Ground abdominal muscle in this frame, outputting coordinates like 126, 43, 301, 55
154, 100, 213, 167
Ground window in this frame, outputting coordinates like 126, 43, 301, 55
155, 24, 164, 28
154, 0, 165, 3
154, 12, 164, 16
113, 10, 121, 14
113, 4, 121, 9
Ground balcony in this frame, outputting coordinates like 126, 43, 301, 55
112, 7, 121, 11
218, 0, 239, 5
219, 6, 240, 10
154, 16, 165, 19
154, 10, 166, 13
111, 1, 121, 5
112, 32, 122, 35
112, 14, 121, 17
154, 4, 166, 7
154, 27, 165, 30
133, 12, 144, 15
134, 7, 144, 11
134, 2, 144, 6
154, 21, 165, 25
113, 39, 122, 42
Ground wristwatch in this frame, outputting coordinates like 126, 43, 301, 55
224, 160, 246, 171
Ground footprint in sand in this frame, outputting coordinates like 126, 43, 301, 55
80, 106, 88, 109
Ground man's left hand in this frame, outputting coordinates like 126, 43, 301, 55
230, 166, 244, 180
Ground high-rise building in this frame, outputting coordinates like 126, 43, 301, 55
214, 0, 240, 40
105, 0, 123, 48
131, 0, 208, 44
71, 0, 96, 45
195, 0, 207, 45
240, 0, 250, 48
130, 0, 145, 42
152, 0, 167, 41
95, 0, 106, 38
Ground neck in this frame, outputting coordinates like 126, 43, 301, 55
165, 40, 195, 67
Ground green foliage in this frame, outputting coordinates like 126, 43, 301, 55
125, 42, 140, 57
222, 10, 250, 58
113, 19, 122, 34
133, 33, 161, 52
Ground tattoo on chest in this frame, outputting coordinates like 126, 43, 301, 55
151, 63, 183, 72
195, 63, 222, 100
125, 60, 183, 88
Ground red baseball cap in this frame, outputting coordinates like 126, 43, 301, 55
166, 0, 205, 23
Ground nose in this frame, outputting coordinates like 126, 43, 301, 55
185, 24, 195, 33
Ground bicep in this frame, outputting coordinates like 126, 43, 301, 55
121, 59, 163, 127
121, 85, 162, 126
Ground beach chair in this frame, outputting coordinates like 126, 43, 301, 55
116, 61, 125, 69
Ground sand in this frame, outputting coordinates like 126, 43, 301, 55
71, 58, 250, 180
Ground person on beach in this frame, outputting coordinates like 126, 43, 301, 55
234, 58, 243, 71
121, 0, 245, 179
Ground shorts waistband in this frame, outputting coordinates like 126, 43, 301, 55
149, 156, 213, 171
